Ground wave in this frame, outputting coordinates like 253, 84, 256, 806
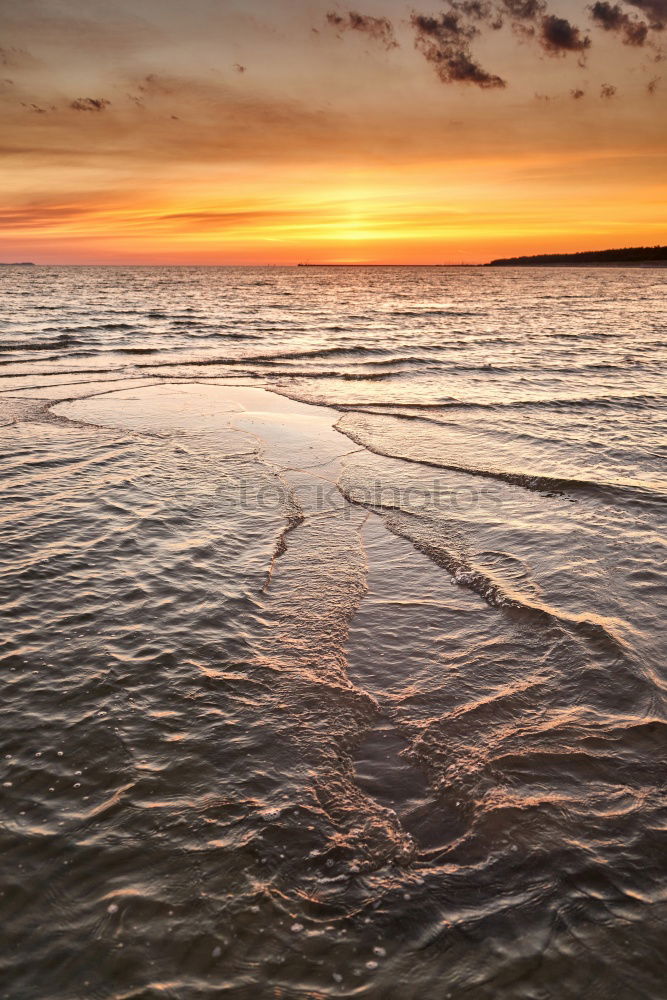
145, 365, 394, 381
211, 332, 262, 339
338, 492, 636, 668
244, 345, 392, 363
111, 347, 161, 355
350, 356, 443, 368
120, 344, 393, 372
92, 322, 136, 331
389, 308, 479, 318
0, 365, 114, 378
335, 415, 664, 503
0, 334, 79, 352
305, 392, 666, 416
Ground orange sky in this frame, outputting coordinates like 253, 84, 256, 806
1, 0, 665, 263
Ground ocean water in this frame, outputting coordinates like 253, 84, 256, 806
0, 265, 665, 999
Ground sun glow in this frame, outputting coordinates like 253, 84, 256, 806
3, 146, 665, 265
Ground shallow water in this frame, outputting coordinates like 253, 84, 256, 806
1, 265, 666, 999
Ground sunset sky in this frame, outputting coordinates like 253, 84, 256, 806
1, 0, 665, 263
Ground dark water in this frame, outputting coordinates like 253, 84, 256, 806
1, 265, 666, 999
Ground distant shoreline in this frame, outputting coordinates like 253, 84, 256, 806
487, 245, 667, 266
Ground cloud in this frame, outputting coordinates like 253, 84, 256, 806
500, 0, 546, 19
621, 0, 666, 28
409, 2, 592, 82
497, 0, 546, 35
411, 12, 506, 87
70, 97, 111, 111
454, 0, 499, 22
137, 74, 174, 96
0, 71, 365, 171
324, 0, 657, 94
589, 2, 649, 44
126, 75, 174, 106
326, 10, 398, 49
0, 204, 97, 229
21, 102, 52, 114
157, 208, 312, 230
539, 14, 591, 52
647, 74, 660, 90
600, 81, 617, 95
0, 46, 34, 69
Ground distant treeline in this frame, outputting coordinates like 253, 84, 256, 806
487, 245, 667, 266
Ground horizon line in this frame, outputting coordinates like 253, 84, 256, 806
0, 261, 486, 268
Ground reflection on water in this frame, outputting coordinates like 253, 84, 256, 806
1, 266, 666, 999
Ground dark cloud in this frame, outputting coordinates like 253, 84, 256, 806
539, 14, 592, 52
412, 12, 479, 46
411, 12, 506, 87
500, 0, 546, 19
571, 86, 586, 96
70, 97, 111, 111
647, 74, 660, 90
621, 0, 666, 28
600, 81, 617, 95
326, 10, 398, 49
408, 2, 594, 85
495, 0, 546, 37
590, 2, 649, 44
325, 0, 657, 90
453, 0, 497, 21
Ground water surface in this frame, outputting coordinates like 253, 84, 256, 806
1, 265, 666, 999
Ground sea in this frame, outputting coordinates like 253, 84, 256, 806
0, 264, 665, 999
